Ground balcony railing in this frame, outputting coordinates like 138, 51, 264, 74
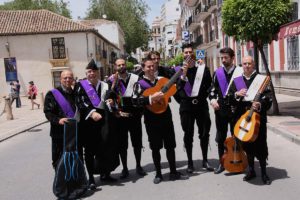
194, 35, 204, 47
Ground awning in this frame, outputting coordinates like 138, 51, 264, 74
278, 19, 300, 39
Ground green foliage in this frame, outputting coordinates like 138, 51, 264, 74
167, 53, 184, 67
0, 0, 71, 18
86, 0, 150, 53
126, 61, 134, 71
222, 0, 291, 44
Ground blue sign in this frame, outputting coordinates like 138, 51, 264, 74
4, 57, 18, 82
182, 31, 189, 41
196, 50, 205, 59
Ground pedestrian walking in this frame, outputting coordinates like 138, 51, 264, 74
28, 81, 40, 110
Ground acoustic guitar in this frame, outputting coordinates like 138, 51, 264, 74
222, 136, 248, 173
143, 55, 194, 114
234, 76, 270, 142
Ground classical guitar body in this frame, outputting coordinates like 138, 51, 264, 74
234, 110, 261, 142
143, 77, 177, 114
222, 137, 248, 173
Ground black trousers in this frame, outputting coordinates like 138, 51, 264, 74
214, 107, 235, 159
51, 138, 63, 170
180, 109, 211, 148
118, 114, 143, 151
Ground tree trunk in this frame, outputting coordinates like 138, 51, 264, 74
253, 43, 259, 73
258, 45, 280, 115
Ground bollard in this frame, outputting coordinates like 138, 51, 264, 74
4, 97, 13, 120
39, 92, 44, 108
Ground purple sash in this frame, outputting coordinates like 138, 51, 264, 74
138, 79, 152, 90
109, 76, 126, 95
174, 66, 182, 73
80, 80, 101, 107
184, 81, 193, 97
51, 89, 75, 118
234, 76, 247, 91
216, 67, 229, 97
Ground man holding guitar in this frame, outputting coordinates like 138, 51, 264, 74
177, 43, 214, 173
229, 56, 272, 185
132, 58, 188, 184
107, 58, 147, 179
209, 47, 240, 174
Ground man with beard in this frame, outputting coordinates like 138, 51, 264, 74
132, 58, 188, 184
176, 43, 214, 173
76, 59, 119, 190
209, 47, 241, 174
107, 58, 147, 179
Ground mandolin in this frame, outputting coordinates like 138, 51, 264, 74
234, 76, 270, 142
143, 55, 194, 114
222, 136, 248, 173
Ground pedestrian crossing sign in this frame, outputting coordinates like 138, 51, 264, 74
196, 50, 205, 59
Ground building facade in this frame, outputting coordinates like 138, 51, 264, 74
0, 10, 120, 96
218, 0, 300, 96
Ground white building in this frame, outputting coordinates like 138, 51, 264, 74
0, 10, 120, 96
160, 0, 181, 59
79, 19, 126, 56
148, 17, 163, 52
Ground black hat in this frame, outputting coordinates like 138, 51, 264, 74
86, 59, 98, 70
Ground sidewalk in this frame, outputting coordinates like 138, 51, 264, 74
0, 95, 47, 142
0, 93, 299, 145
267, 93, 300, 145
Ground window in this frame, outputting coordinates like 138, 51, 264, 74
261, 44, 269, 72
224, 35, 229, 47
236, 40, 242, 66
52, 71, 62, 88
287, 36, 299, 70
290, 2, 298, 22
51, 37, 66, 59
168, 40, 172, 45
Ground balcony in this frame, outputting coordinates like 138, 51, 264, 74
193, 35, 204, 47
49, 48, 69, 67
208, 0, 218, 12
187, 16, 200, 32
194, 3, 210, 22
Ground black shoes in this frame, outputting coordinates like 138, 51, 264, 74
88, 177, 96, 190
186, 165, 195, 173
100, 174, 118, 182
169, 171, 189, 181
243, 171, 256, 181
202, 160, 214, 171
136, 166, 147, 176
120, 168, 129, 179
214, 164, 225, 174
262, 174, 271, 185
153, 174, 163, 184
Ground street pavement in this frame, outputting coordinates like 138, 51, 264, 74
1, 95, 300, 200
1, 93, 299, 145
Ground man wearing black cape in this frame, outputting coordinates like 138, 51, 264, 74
76, 59, 119, 190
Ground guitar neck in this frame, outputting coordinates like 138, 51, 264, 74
161, 69, 182, 93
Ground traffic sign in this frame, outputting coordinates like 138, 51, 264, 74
196, 50, 205, 59
182, 31, 189, 41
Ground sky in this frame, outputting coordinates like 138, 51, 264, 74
0, 0, 163, 25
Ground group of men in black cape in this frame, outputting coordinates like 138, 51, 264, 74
44, 43, 272, 196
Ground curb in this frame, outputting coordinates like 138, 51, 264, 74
0, 120, 48, 143
267, 123, 300, 146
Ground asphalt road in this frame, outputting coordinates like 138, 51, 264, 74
1, 102, 300, 200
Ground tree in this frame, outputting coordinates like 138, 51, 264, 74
167, 53, 184, 67
86, 0, 150, 53
0, 0, 71, 18
222, 0, 291, 115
